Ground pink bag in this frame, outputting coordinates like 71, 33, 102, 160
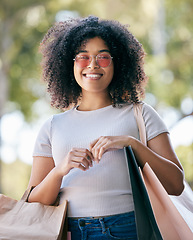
0, 187, 68, 240
133, 103, 193, 239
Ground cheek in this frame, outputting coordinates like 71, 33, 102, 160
73, 66, 81, 85
73, 64, 77, 78
106, 65, 114, 82
73, 67, 77, 79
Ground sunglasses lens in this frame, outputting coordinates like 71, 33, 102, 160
75, 53, 112, 68
75, 55, 90, 68
97, 53, 112, 67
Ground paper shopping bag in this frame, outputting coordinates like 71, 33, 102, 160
125, 146, 162, 240
0, 187, 68, 240
142, 161, 193, 240
125, 146, 193, 240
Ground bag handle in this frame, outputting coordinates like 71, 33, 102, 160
21, 186, 34, 202
133, 104, 147, 146
21, 187, 64, 206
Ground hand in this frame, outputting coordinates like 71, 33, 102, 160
56, 148, 94, 176
90, 136, 130, 162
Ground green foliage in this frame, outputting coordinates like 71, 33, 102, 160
0, 0, 55, 120
175, 144, 193, 189
0, 0, 193, 197
156, 0, 193, 109
1, 160, 32, 200
1, 0, 192, 119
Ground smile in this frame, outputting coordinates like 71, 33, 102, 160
83, 73, 103, 79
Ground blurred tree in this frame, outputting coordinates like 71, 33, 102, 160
166, 0, 193, 109
145, 0, 193, 117
0, 0, 193, 195
1, 159, 31, 199
0, 1, 52, 194
0, 0, 158, 192
175, 144, 193, 189
0, 0, 53, 120
1, 0, 192, 120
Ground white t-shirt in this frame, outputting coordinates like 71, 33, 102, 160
33, 102, 168, 217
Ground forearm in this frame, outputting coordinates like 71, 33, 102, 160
129, 137, 184, 195
28, 167, 63, 205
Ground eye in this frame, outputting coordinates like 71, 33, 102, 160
77, 55, 89, 60
98, 54, 111, 60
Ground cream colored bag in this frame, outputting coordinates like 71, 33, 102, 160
0, 187, 68, 240
133, 103, 193, 239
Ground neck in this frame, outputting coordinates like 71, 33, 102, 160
78, 91, 112, 111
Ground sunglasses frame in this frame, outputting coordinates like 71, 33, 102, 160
73, 53, 113, 68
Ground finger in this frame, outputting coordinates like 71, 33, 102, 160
85, 149, 94, 162
90, 139, 102, 162
71, 156, 91, 169
73, 147, 92, 154
89, 138, 99, 150
93, 140, 110, 160
73, 148, 94, 159
70, 161, 87, 171
92, 142, 104, 160
91, 137, 108, 160
86, 155, 93, 167
73, 149, 93, 167
98, 142, 110, 159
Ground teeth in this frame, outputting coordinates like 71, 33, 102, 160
85, 74, 101, 78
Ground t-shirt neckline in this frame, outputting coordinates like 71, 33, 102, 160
74, 104, 113, 113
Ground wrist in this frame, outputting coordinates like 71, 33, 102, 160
126, 135, 136, 147
52, 166, 64, 180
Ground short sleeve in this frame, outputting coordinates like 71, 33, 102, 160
142, 103, 169, 141
32, 117, 53, 157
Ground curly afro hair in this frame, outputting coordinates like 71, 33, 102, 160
39, 15, 148, 109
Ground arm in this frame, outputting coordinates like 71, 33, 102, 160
90, 133, 184, 196
130, 133, 184, 195
28, 156, 63, 205
28, 149, 94, 205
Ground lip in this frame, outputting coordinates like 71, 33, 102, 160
83, 73, 103, 80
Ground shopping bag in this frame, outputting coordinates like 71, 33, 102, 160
142, 159, 193, 240
133, 103, 193, 232
0, 187, 68, 240
124, 146, 163, 240
170, 181, 193, 232
132, 103, 193, 239
125, 146, 193, 240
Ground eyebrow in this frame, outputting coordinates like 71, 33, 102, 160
99, 49, 110, 53
77, 49, 110, 54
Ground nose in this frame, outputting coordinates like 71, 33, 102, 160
87, 56, 99, 69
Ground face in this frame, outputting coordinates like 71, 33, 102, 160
73, 37, 114, 94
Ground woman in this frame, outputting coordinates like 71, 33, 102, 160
28, 16, 184, 239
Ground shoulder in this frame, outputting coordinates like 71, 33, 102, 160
141, 102, 165, 122
137, 102, 169, 141
141, 102, 155, 111
52, 108, 74, 122
37, 108, 74, 133
131, 101, 156, 117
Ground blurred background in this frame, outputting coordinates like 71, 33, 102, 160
0, 0, 193, 200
